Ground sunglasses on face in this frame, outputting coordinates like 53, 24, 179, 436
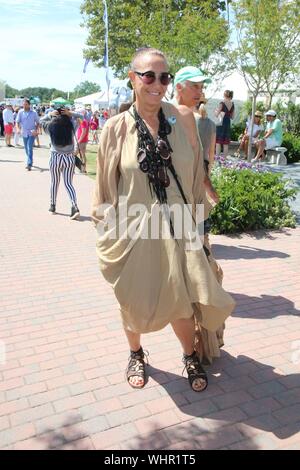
134, 70, 174, 86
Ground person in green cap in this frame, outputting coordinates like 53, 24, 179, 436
173, 66, 218, 198
173, 66, 225, 364
173, 66, 215, 174
173, 66, 211, 107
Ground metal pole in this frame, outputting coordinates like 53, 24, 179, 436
226, 0, 230, 25
103, 0, 110, 115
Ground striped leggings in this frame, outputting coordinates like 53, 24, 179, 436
49, 151, 77, 206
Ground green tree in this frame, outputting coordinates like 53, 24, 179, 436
261, 1, 300, 108
80, 0, 230, 77
4, 84, 19, 98
229, 0, 300, 161
19, 87, 68, 103
71, 80, 101, 99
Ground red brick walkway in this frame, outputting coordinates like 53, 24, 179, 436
0, 138, 300, 450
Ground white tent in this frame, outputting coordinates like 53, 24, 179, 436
74, 86, 132, 112
74, 91, 110, 111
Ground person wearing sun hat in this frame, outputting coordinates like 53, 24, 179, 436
252, 109, 283, 162
235, 110, 264, 158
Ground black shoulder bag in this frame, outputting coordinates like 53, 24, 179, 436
71, 124, 84, 171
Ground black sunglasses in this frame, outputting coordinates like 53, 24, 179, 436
134, 70, 174, 86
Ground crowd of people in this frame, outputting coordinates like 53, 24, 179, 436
0, 100, 110, 219
0, 103, 109, 151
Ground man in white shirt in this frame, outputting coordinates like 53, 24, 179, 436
3, 105, 14, 147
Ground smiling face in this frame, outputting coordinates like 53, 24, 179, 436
128, 53, 169, 108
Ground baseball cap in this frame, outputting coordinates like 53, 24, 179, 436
174, 66, 212, 86
254, 111, 263, 117
265, 109, 276, 117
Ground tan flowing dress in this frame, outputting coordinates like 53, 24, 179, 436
92, 102, 235, 361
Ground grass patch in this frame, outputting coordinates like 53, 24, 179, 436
86, 144, 98, 179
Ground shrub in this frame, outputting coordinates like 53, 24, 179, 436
282, 133, 300, 164
210, 166, 297, 234
241, 100, 266, 121
231, 122, 245, 141
274, 101, 300, 136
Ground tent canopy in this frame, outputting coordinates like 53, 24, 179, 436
74, 87, 132, 111
74, 92, 107, 107
51, 97, 71, 106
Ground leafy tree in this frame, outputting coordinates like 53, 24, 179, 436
241, 100, 266, 121
4, 84, 19, 98
71, 80, 101, 99
19, 87, 68, 102
273, 101, 300, 137
229, 0, 300, 160
260, 1, 300, 108
80, 0, 230, 77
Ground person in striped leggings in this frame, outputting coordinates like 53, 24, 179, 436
41, 108, 82, 219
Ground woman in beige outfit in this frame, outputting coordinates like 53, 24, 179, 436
92, 48, 235, 392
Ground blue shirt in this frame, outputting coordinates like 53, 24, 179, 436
16, 109, 40, 137
266, 118, 283, 145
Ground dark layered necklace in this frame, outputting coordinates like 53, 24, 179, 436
133, 105, 173, 205
132, 105, 197, 240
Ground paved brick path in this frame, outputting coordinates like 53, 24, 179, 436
0, 137, 300, 450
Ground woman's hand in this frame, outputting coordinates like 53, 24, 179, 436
204, 177, 219, 205
61, 109, 72, 118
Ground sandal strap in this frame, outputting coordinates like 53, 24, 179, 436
182, 351, 208, 389
126, 347, 149, 381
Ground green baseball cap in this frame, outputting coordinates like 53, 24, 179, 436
174, 66, 212, 86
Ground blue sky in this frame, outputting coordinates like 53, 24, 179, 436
1, 0, 111, 92
1, 0, 249, 100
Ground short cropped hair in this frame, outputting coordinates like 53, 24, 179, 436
130, 47, 168, 70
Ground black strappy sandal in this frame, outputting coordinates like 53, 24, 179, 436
182, 351, 208, 392
126, 347, 149, 389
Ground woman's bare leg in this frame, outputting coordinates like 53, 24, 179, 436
171, 317, 206, 391
253, 140, 266, 160
223, 144, 229, 158
124, 328, 144, 388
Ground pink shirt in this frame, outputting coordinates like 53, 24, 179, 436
77, 119, 89, 143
